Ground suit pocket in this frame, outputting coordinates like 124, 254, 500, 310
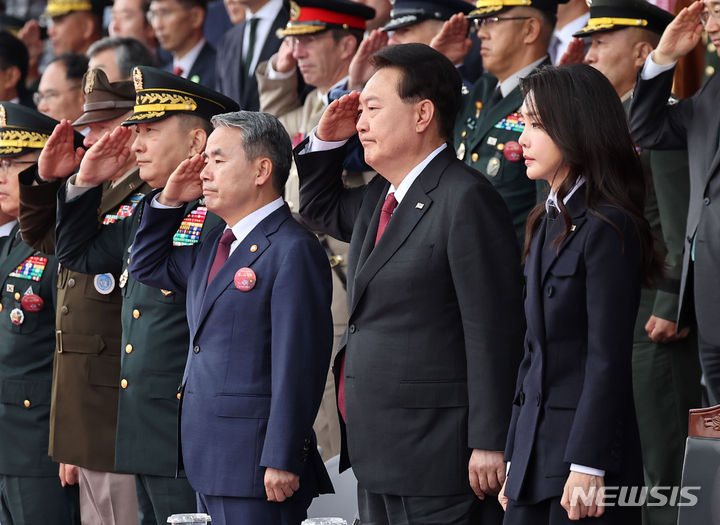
541, 406, 576, 477
59, 332, 106, 355
395, 380, 468, 408
0, 379, 51, 408
213, 394, 271, 418
87, 355, 120, 387
550, 249, 581, 277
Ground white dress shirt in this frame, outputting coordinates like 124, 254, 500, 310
173, 38, 206, 78
0, 219, 17, 238
244, 0, 284, 76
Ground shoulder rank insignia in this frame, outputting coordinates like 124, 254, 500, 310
9, 255, 48, 281
173, 206, 208, 246
103, 193, 145, 225
494, 112, 525, 133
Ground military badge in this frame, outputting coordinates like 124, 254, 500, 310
133, 67, 143, 91
9, 256, 48, 281
494, 112, 525, 133
456, 142, 466, 161
103, 193, 144, 225
0, 105, 5, 126
486, 156, 501, 177
94, 273, 116, 295
84, 69, 96, 94
119, 268, 129, 288
290, 1, 300, 20
173, 206, 208, 246
10, 308, 24, 325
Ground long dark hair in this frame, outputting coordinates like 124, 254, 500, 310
520, 64, 662, 287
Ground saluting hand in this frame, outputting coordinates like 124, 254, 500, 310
348, 29, 388, 90
75, 126, 133, 187
273, 38, 297, 74
317, 91, 361, 143
38, 120, 85, 181
157, 153, 205, 207
264, 467, 300, 503
558, 38, 586, 66
431, 13, 472, 66
654, 1, 705, 65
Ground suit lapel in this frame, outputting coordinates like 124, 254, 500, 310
195, 205, 289, 332
526, 219, 546, 344
349, 149, 451, 314
703, 110, 720, 188
99, 169, 147, 215
541, 190, 587, 284
471, 87, 523, 146
0, 227, 34, 280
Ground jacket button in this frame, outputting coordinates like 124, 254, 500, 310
704, 197, 711, 206
23, 399, 30, 408
193, 345, 201, 354
14, 292, 20, 301
536, 393, 541, 406
121, 379, 128, 389
176, 393, 182, 400
546, 285, 554, 298
61, 305, 69, 315
125, 344, 133, 354
132, 309, 141, 319
349, 324, 356, 333
67, 278, 75, 288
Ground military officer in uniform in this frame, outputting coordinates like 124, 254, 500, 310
50, 67, 239, 525
577, 3, 703, 524
18, 68, 150, 525
381, 0, 474, 45
445, 0, 567, 244
0, 102, 81, 524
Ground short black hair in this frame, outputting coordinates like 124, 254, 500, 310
48, 52, 90, 81
87, 36, 157, 78
0, 31, 29, 92
370, 43, 461, 141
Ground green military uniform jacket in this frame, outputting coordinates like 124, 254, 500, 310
0, 224, 58, 476
454, 62, 550, 244
55, 181, 221, 476
18, 167, 151, 472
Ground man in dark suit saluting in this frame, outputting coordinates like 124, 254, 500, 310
128, 111, 334, 525
295, 43, 524, 524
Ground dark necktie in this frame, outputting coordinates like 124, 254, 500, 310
487, 86, 503, 110
338, 192, 399, 421
207, 229, 236, 285
244, 17, 259, 79
173, 65, 183, 77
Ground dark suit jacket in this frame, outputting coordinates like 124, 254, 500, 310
128, 196, 334, 499
296, 142, 524, 496
629, 68, 720, 346
164, 41, 217, 89
18, 167, 150, 472
504, 192, 644, 504
215, 7, 288, 110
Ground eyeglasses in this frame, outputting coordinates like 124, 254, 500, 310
700, 1, 720, 26
146, 7, 185, 23
474, 16, 531, 30
32, 85, 82, 106
1, 159, 36, 173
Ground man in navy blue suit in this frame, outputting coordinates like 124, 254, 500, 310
128, 110, 334, 525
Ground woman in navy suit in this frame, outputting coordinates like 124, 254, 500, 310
499, 64, 662, 525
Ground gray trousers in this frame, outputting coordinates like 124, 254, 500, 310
78, 467, 139, 525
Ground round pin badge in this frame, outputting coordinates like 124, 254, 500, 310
94, 273, 116, 295
503, 141, 523, 162
21, 294, 44, 312
10, 308, 24, 326
234, 268, 257, 292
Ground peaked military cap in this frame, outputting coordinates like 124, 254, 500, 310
45, 0, 109, 19
382, 0, 473, 32
122, 66, 240, 125
73, 69, 136, 127
0, 102, 83, 157
469, 0, 570, 18
573, 0, 674, 37
278, 0, 375, 37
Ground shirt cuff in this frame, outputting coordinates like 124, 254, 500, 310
570, 464, 605, 477
151, 194, 184, 209
65, 174, 97, 201
266, 58, 296, 80
298, 127, 349, 155
640, 51, 677, 80
506, 461, 511, 476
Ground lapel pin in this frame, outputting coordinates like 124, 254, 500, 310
415, 202, 424, 209
570, 225, 576, 232
234, 268, 257, 292
160, 289, 173, 297
250, 244, 258, 253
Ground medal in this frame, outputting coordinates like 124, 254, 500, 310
94, 273, 116, 295
234, 268, 257, 292
486, 156, 501, 177
10, 308, 24, 325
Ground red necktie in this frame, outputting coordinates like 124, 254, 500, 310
173, 66, 183, 77
338, 192, 398, 421
207, 229, 235, 285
